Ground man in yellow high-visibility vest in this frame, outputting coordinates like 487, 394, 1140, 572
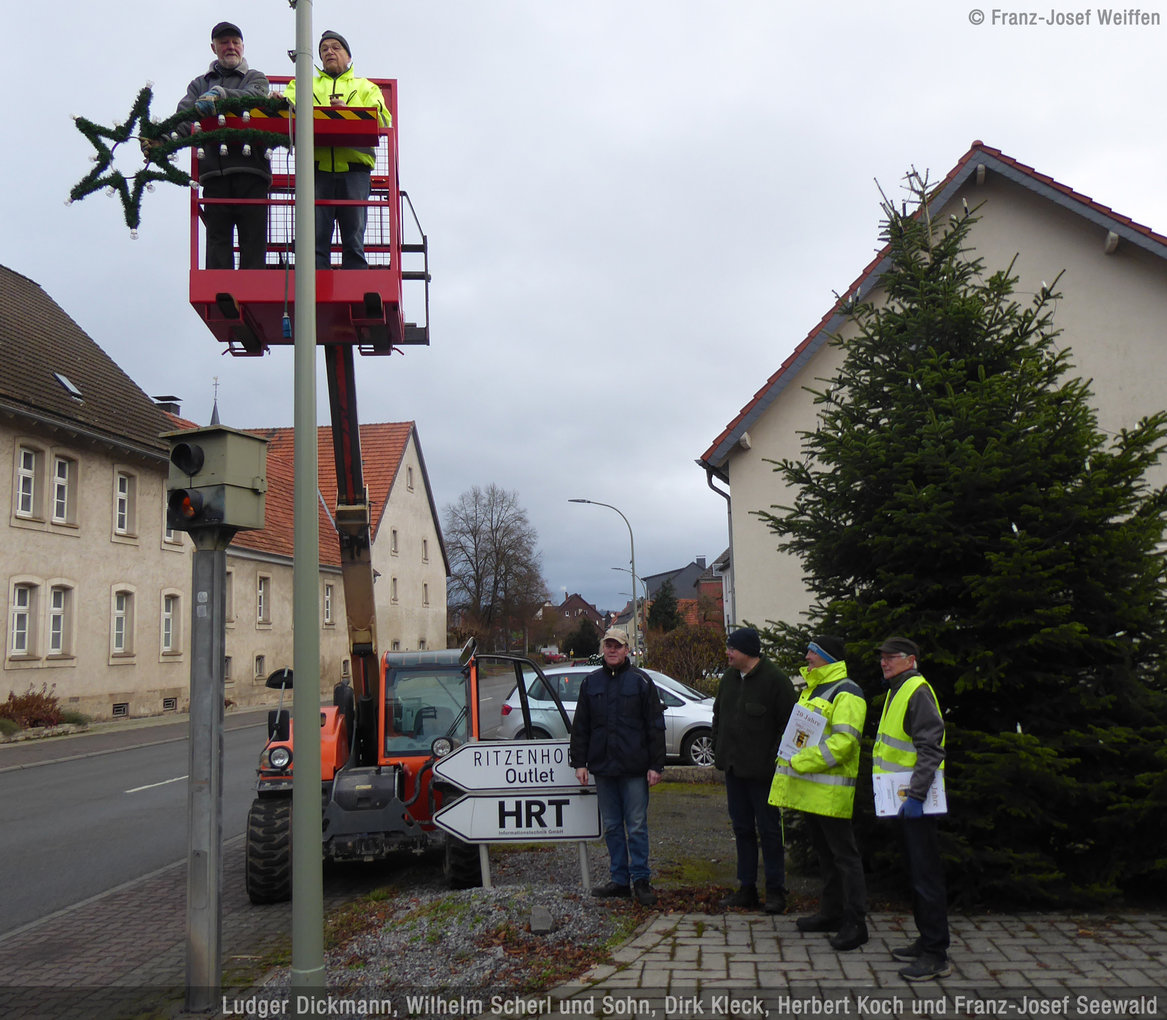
873, 636, 950, 982
769, 636, 868, 950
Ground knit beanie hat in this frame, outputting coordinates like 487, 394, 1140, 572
319, 30, 352, 57
808, 635, 846, 663
726, 627, 762, 658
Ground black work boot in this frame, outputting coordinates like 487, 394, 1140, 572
829, 919, 869, 951
720, 884, 760, 909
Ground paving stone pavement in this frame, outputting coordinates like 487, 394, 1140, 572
546, 910, 1167, 1019
2, 859, 1166, 1020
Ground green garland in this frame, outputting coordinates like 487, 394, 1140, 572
70, 86, 292, 233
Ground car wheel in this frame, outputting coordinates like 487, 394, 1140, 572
524, 727, 551, 740
681, 728, 715, 767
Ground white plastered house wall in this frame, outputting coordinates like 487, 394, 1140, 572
701, 143, 1167, 631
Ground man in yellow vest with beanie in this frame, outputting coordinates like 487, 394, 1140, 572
874, 636, 950, 982
283, 31, 391, 269
769, 636, 869, 950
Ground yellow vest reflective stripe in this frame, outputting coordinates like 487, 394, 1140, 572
768, 662, 867, 819
872, 675, 945, 774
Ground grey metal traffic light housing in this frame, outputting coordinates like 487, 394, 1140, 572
163, 425, 268, 531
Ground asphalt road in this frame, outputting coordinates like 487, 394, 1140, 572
0, 712, 269, 936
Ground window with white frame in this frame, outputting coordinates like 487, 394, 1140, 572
254, 654, 266, 678
15, 446, 42, 519
9, 583, 36, 656
161, 593, 181, 653
324, 583, 334, 625
225, 570, 235, 623
51, 456, 77, 525
113, 471, 137, 536
47, 584, 74, 656
257, 575, 271, 624
112, 588, 135, 655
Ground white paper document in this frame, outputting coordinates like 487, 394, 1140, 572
873, 770, 947, 817
778, 704, 828, 761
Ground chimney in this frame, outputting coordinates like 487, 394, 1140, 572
696, 555, 706, 569
153, 394, 182, 415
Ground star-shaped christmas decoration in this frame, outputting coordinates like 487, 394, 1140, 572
70, 86, 291, 235
69, 87, 191, 233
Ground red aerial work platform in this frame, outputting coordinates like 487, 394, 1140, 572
187, 76, 429, 356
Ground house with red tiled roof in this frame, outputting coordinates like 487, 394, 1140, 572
225, 421, 449, 696
699, 141, 1167, 630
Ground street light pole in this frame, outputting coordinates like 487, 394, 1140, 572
569, 498, 639, 659
611, 566, 649, 657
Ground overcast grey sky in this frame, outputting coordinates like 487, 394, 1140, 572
4, 2, 1165, 614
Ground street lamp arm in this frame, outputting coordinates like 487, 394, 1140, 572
568, 498, 640, 656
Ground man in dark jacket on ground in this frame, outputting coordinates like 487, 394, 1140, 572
712, 627, 796, 913
175, 22, 271, 269
571, 627, 666, 906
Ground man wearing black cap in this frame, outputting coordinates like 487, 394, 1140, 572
873, 637, 950, 982
174, 22, 271, 269
712, 627, 796, 913
283, 32, 391, 269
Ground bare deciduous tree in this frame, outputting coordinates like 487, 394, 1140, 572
444, 484, 548, 651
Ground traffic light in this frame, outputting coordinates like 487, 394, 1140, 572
163, 426, 268, 532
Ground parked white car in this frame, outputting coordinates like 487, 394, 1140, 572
499, 664, 715, 767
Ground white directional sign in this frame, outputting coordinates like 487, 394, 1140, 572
433, 791, 600, 843
432, 739, 582, 791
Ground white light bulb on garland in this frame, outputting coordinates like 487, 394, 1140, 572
171, 132, 180, 141
192, 122, 201, 133
146, 79, 155, 88
196, 147, 205, 159
264, 149, 274, 161
242, 144, 252, 156
219, 144, 228, 156
146, 183, 155, 192
218, 114, 226, 126
105, 187, 116, 196
130, 229, 138, 240
242, 111, 251, 123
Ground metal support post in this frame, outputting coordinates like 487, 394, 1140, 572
185, 531, 231, 1013
290, 0, 326, 1009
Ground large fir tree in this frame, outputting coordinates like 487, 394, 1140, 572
757, 172, 1167, 906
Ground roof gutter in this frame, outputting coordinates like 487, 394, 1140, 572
704, 464, 736, 629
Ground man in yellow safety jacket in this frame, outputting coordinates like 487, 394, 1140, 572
769, 636, 869, 951
284, 31, 391, 269
873, 636, 950, 983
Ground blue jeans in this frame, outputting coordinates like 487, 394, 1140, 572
594, 774, 650, 884
725, 769, 786, 893
315, 168, 371, 269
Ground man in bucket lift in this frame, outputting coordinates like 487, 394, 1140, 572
284, 31, 391, 269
